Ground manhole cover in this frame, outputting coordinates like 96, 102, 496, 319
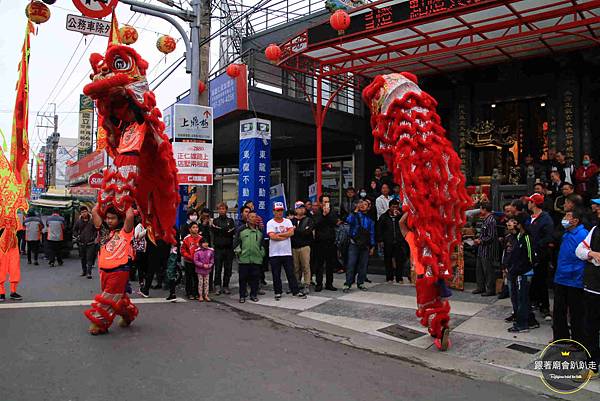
378, 324, 425, 341
506, 343, 540, 354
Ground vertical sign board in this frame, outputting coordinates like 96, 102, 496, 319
36, 152, 46, 189
238, 118, 272, 224
308, 183, 317, 203
78, 94, 94, 159
209, 65, 249, 119
163, 104, 174, 140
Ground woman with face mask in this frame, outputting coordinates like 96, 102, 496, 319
574, 153, 598, 201
179, 209, 200, 241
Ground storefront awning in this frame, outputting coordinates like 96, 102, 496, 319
279, 0, 600, 78
30, 198, 74, 209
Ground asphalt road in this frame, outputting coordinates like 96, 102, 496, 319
0, 256, 543, 401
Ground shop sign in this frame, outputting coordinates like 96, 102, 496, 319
209, 66, 249, 119
172, 142, 213, 185
308, 0, 483, 43
36, 152, 46, 189
78, 94, 94, 158
67, 150, 105, 182
173, 104, 213, 142
88, 172, 103, 188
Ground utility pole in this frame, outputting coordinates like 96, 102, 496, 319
36, 105, 60, 188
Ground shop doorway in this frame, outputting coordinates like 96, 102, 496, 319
293, 157, 354, 209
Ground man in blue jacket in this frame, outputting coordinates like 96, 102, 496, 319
553, 209, 588, 342
343, 199, 376, 293
525, 193, 554, 320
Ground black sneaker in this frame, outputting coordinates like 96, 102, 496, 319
260, 279, 267, 286
49, 262, 55, 268
295, 291, 307, 299
34, 261, 39, 266
258, 289, 266, 295
239, 297, 246, 303
358, 285, 368, 291
315, 284, 323, 292
0, 294, 5, 302
87, 274, 92, 279
80, 272, 87, 277
364, 278, 372, 283
504, 314, 515, 323
325, 285, 338, 291
166, 293, 177, 301
9, 292, 23, 301
250, 296, 259, 302
529, 319, 540, 329
274, 294, 282, 301
508, 326, 529, 333
222, 287, 231, 295
138, 288, 150, 298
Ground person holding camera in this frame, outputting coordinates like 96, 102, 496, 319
377, 199, 409, 283
343, 199, 376, 293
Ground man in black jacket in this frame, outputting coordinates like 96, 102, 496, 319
291, 201, 314, 293
377, 199, 408, 283
73, 206, 98, 279
211, 203, 235, 295
312, 195, 338, 292
525, 193, 554, 320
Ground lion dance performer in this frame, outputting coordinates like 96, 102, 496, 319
0, 151, 28, 302
82, 16, 179, 335
363, 73, 471, 350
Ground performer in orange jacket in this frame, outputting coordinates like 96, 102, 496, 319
85, 205, 138, 335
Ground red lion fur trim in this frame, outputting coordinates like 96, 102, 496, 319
363, 73, 471, 279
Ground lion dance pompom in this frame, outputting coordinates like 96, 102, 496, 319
363, 73, 471, 350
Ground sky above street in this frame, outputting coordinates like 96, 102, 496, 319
0, 0, 198, 159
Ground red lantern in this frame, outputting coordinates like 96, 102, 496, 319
120, 25, 138, 45
198, 81, 206, 94
265, 43, 282, 63
330, 9, 350, 35
26, 1, 51, 24
226, 64, 241, 78
156, 35, 177, 54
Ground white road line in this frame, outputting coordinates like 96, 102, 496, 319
0, 297, 186, 309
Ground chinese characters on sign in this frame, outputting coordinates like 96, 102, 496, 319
173, 142, 213, 185
78, 94, 94, 159
66, 14, 111, 37
365, 6, 394, 30
208, 65, 249, 119
409, 0, 483, 19
238, 118, 272, 224
36, 153, 46, 189
173, 104, 213, 142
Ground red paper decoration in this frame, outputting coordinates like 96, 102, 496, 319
26, 1, 51, 24
330, 9, 350, 35
265, 43, 282, 63
156, 35, 177, 54
226, 64, 241, 78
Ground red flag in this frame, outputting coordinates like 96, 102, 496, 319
108, 10, 122, 46
10, 21, 35, 196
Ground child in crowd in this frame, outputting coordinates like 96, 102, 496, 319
166, 245, 179, 301
194, 238, 214, 302
181, 222, 202, 300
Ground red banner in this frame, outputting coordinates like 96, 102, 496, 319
66, 150, 105, 182
36, 152, 46, 189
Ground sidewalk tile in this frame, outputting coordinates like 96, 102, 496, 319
453, 316, 552, 345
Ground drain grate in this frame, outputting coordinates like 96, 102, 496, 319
378, 324, 425, 341
506, 343, 540, 354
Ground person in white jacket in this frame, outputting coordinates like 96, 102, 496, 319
375, 183, 391, 220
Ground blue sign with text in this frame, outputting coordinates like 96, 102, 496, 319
238, 118, 272, 225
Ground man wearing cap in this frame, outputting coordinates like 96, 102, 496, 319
525, 192, 554, 321
267, 202, 306, 300
291, 201, 314, 293
575, 198, 600, 381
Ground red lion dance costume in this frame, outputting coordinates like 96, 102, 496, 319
82, 23, 179, 334
363, 73, 471, 350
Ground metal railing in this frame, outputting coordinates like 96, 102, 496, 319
234, 0, 326, 34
